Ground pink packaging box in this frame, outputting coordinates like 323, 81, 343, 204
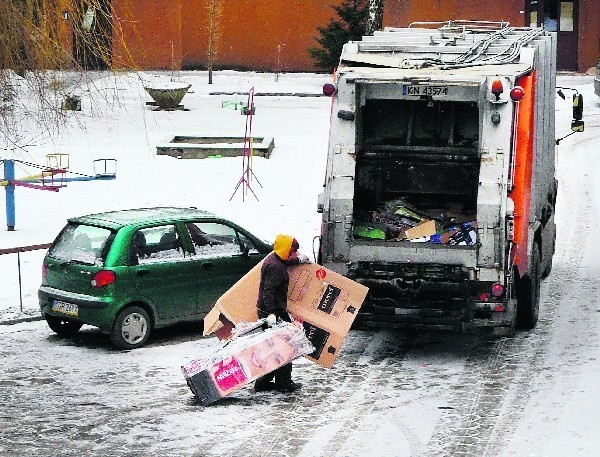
182, 321, 313, 405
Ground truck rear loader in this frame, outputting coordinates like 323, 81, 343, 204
317, 21, 577, 335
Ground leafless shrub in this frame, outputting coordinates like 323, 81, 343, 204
0, 0, 141, 156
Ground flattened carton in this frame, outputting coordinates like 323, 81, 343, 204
203, 261, 369, 368
182, 321, 313, 405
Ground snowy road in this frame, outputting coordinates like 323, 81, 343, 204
1, 75, 599, 456
0, 321, 547, 456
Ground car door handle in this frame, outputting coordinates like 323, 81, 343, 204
201, 263, 214, 270
137, 269, 150, 277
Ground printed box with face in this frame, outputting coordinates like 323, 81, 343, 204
203, 261, 368, 368
183, 322, 313, 405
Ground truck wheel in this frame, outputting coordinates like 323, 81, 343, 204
542, 257, 553, 278
542, 231, 556, 278
516, 245, 541, 330
45, 315, 83, 336
110, 306, 151, 350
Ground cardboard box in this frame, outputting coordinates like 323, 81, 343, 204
405, 219, 437, 240
203, 261, 369, 368
183, 321, 313, 405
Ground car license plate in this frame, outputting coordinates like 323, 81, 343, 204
403, 85, 449, 96
52, 300, 79, 317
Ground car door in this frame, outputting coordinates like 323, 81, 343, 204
131, 224, 197, 322
185, 221, 264, 315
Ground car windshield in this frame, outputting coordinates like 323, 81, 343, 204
49, 223, 113, 266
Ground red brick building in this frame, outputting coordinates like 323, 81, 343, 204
65, 0, 599, 73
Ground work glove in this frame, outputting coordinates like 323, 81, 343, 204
266, 314, 277, 327
297, 253, 311, 264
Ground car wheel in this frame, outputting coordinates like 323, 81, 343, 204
110, 306, 151, 349
45, 315, 84, 335
516, 244, 541, 330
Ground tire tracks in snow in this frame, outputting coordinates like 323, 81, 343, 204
219, 330, 418, 457
422, 129, 596, 456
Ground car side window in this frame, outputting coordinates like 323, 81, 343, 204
131, 225, 185, 265
237, 232, 258, 254
186, 222, 243, 257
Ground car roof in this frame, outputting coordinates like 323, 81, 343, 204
68, 207, 218, 229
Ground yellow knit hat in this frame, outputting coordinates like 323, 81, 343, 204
273, 234, 297, 260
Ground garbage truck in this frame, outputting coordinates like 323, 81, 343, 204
316, 20, 583, 335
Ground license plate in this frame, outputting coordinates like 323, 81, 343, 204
403, 85, 449, 96
52, 300, 79, 317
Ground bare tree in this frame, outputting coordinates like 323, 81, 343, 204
0, 0, 135, 154
207, 0, 223, 84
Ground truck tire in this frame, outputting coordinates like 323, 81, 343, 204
516, 244, 541, 330
542, 230, 556, 278
542, 256, 553, 279
110, 306, 151, 350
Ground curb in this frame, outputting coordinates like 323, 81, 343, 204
0, 315, 44, 326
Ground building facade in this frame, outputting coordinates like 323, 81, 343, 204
65, 0, 599, 73
384, 0, 599, 72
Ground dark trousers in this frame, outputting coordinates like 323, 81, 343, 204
255, 310, 293, 387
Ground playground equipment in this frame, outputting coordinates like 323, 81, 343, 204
156, 135, 274, 159
1, 154, 117, 230
230, 87, 262, 202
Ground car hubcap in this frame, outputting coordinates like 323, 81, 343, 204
121, 313, 148, 344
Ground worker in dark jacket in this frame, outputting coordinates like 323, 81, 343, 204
254, 234, 309, 393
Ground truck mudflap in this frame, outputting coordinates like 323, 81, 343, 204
349, 261, 516, 333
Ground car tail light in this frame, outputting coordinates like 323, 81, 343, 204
494, 304, 505, 312
510, 85, 525, 101
42, 263, 47, 279
91, 270, 116, 288
479, 292, 489, 301
491, 79, 504, 100
490, 283, 505, 297
323, 83, 336, 96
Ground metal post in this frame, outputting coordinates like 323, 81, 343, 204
17, 251, 23, 312
5, 159, 15, 230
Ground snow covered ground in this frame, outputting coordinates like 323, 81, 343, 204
1, 71, 599, 456
0, 70, 332, 322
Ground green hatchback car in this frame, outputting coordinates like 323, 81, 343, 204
39, 207, 271, 349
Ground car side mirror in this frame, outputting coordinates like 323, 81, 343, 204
241, 243, 250, 257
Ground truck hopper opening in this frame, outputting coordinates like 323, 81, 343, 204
353, 98, 480, 245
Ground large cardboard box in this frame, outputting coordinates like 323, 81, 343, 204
183, 322, 313, 405
203, 261, 369, 368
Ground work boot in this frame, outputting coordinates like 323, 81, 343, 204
274, 381, 302, 393
254, 381, 277, 393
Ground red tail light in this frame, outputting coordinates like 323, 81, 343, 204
490, 283, 505, 297
42, 263, 47, 279
323, 83, 336, 96
91, 270, 116, 288
510, 85, 525, 101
